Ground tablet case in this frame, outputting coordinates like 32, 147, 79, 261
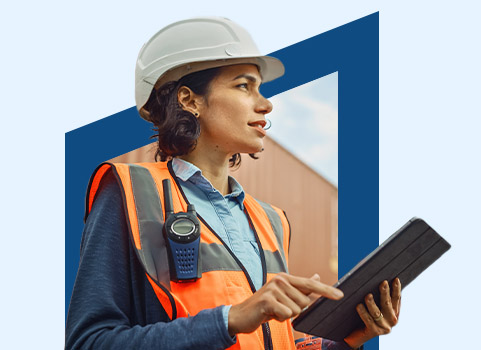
292, 217, 451, 341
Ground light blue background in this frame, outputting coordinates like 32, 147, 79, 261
2, 1, 480, 349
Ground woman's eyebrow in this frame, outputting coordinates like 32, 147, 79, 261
232, 74, 259, 83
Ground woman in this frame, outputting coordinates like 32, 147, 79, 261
66, 17, 401, 350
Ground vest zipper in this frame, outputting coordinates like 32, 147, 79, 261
168, 162, 274, 349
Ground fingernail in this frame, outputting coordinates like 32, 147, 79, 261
369, 294, 373, 300
334, 288, 344, 298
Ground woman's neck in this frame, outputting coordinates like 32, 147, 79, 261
178, 147, 232, 196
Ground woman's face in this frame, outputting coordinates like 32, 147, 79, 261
195, 64, 273, 157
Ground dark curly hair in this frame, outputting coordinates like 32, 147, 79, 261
141, 67, 258, 167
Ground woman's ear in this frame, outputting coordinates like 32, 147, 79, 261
178, 86, 202, 117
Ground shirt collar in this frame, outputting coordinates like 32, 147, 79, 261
171, 157, 202, 182
226, 176, 246, 209
171, 158, 246, 208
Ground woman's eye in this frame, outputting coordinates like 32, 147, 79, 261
237, 83, 248, 89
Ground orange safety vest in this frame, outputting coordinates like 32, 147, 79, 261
85, 161, 296, 350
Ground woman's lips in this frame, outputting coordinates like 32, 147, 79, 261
248, 120, 267, 136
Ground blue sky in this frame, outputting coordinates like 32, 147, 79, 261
269, 73, 338, 186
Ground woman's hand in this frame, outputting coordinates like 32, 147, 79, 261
228, 273, 344, 336
344, 278, 402, 349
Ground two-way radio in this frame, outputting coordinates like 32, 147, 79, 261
162, 179, 202, 282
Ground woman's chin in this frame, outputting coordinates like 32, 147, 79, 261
240, 144, 264, 155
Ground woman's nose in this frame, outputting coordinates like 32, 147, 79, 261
256, 95, 273, 115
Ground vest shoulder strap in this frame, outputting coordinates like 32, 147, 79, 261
86, 162, 172, 287
245, 195, 291, 269
85, 161, 185, 320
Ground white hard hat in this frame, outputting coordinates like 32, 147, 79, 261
135, 17, 285, 120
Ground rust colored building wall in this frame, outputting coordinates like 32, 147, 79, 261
110, 137, 338, 285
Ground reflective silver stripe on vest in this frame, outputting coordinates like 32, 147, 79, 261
201, 243, 240, 272
255, 199, 288, 273
129, 164, 171, 290
265, 249, 288, 274
201, 243, 286, 274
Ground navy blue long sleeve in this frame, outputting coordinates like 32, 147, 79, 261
65, 170, 235, 349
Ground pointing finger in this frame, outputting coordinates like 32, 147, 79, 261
284, 274, 344, 300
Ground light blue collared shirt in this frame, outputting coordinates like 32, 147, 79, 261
171, 158, 263, 290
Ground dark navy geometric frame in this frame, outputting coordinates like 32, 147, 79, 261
65, 12, 379, 349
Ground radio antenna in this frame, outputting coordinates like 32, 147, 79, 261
162, 179, 174, 219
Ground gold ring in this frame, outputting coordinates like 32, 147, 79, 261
373, 312, 384, 322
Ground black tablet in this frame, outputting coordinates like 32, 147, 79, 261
292, 217, 451, 341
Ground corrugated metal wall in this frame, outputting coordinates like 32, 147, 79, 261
110, 137, 338, 285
